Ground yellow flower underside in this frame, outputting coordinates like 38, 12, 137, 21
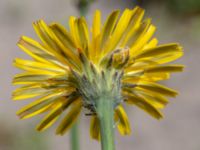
13, 6, 184, 139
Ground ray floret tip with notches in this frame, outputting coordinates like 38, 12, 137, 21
12, 6, 184, 140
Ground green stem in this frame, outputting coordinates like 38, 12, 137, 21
70, 122, 80, 150
78, 0, 88, 17
97, 96, 115, 150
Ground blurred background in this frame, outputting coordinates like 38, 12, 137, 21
0, 0, 199, 150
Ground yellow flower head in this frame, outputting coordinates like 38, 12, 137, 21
13, 6, 184, 139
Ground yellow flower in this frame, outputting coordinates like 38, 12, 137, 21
12, 6, 184, 139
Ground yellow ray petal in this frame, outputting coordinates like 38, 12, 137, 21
18, 41, 55, 66
49, 23, 77, 53
36, 100, 64, 131
143, 72, 170, 81
125, 60, 158, 73
115, 105, 131, 135
13, 62, 59, 75
152, 52, 183, 64
135, 43, 182, 60
125, 19, 151, 49
130, 24, 156, 57
16, 92, 67, 119
143, 38, 158, 50
91, 10, 101, 62
123, 91, 163, 119
100, 10, 120, 50
12, 86, 48, 100
13, 73, 56, 85
56, 98, 82, 135
19, 36, 53, 59
92, 10, 101, 39
14, 58, 65, 73
120, 7, 145, 47
69, 16, 80, 47
13, 83, 41, 93
48, 24, 81, 69
126, 84, 167, 103
33, 20, 62, 53
90, 116, 100, 140
76, 18, 90, 56
103, 9, 133, 54
35, 20, 80, 70
134, 89, 168, 109
18, 36, 70, 69
137, 81, 178, 97
13, 81, 72, 100
20, 103, 53, 120
145, 65, 184, 73
122, 72, 170, 85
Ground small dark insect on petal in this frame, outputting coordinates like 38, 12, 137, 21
85, 113, 97, 116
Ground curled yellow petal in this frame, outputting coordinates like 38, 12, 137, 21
90, 116, 100, 140
115, 105, 131, 135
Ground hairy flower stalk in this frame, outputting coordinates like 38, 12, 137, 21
12, 6, 184, 150
71, 123, 80, 150
97, 98, 115, 150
